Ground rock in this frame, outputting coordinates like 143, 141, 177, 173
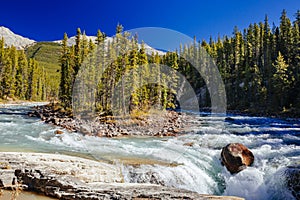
54, 117, 60, 125
220, 143, 254, 174
0, 179, 3, 188
173, 128, 180, 133
54, 130, 64, 135
0, 152, 123, 184
0, 169, 15, 187
31, 104, 191, 138
0, 152, 244, 200
15, 169, 244, 200
0, 162, 11, 169
79, 125, 92, 136
284, 165, 300, 199
184, 142, 194, 147
225, 117, 235, 121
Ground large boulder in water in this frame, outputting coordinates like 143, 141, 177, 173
284, 165, 300, 199
221, 143, 254, 174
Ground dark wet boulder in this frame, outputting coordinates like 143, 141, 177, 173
221, 143, 254, 174
225, 117, 235, 121
284, 165, 300, 199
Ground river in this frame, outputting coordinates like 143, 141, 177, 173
0, 103, 299, 200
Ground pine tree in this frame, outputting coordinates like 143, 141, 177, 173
0, 37, 4, 63
279, 9, 293, 63
0, 49, 13, 99
263, 15, 272, 91
81, 32, 89, 61
15, 50, 28, 99
95, 29, 105, 45
272, 51, 294, 109
94, 29, 106, 112
292, 22, 300, 81
36, 66, 45, 101
149, 52, 161, 108
232, 26, 244, 103
138, 42, 149, 107
116, 23, 123, 34
28, 59, 39, 101
294, 10, 300, 31
74, 28, 82, 77
129, 40, 139, 110
9, 46, 18, 98
121, 51, 130, 115
59, 33, 73, 108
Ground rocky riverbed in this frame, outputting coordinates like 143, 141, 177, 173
0, 152, 245, 200
29, 104, 193, 137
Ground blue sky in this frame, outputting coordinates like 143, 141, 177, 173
0, 0, 299, 42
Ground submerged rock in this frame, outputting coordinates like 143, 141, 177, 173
220, 143, 254, 174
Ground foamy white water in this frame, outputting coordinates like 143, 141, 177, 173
0, 104, 299, 199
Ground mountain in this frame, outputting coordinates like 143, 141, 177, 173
0, 26, 164, 55
26, 42, 62, 97
54, 35, 98, 46
139, 43, 165, 56
0, 26, 35, 49
26, 42, 61, 77
54, 35, 165, 55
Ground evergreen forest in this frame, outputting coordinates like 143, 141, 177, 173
1, 10, 299, 116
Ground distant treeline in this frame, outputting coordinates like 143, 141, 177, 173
0, 9, 299, 116
200, 10, 300, 115
0, 39, 48, 101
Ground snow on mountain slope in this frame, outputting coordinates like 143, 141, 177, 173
54, 35, 98, 46
139, 43, 166, 56
0, 26, 165, 55
0, 26, 35, 49
54, 35, 165, 55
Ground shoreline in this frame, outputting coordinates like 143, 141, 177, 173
227, 108, 300, 121
0, 100, 49, 107
0, 152, 244, 200
29, 103, 192, 138
2, 100, 300, 120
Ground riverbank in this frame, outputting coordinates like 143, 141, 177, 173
0, 101, 48, 109
0, 190, 57, 200
227, 106, 300, 120
0, 99, 28, 104
3, 100, 300, 121
29, 103, 193, 137
0, 152, 244, 200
